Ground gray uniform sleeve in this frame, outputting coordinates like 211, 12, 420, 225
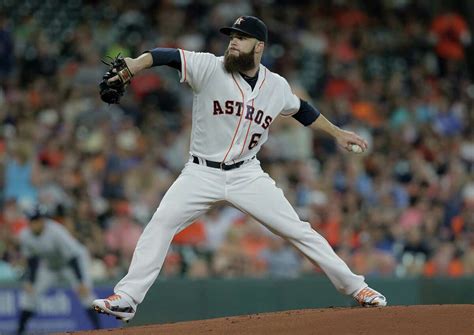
50, 222, 88, 282
50, 222, 84, 261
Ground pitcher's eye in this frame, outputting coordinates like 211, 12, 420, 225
230, 34, 245, 40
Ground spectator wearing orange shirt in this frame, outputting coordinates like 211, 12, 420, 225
423, 242, 464, 277
429, 12, 471, 75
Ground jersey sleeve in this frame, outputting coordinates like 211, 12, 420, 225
178, 49, 219, 93
279, 78, 301, 116
52, 224, 83, 261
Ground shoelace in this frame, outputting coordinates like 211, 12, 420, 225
355, 288, 378, 302
107, 294, 122, 301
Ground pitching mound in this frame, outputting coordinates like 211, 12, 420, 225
68, 305, 473, 335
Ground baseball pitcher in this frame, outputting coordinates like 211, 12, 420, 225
16, 206, 101, 334
93, 16, 387, 322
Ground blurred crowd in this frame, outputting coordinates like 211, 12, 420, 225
0, 0, 473, 283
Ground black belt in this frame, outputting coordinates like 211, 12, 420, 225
192, 155, 254, 170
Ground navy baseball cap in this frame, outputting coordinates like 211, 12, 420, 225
220, 16, 268, 43
26, 205, 48, 221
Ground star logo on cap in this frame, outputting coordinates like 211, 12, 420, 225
234, 17, 245, 25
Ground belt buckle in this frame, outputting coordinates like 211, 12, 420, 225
220, 162, 225, 170
221, 159, 234, 170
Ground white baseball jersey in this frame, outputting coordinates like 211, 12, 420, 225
178, 49, 300, 163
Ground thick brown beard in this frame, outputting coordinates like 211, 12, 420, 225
223, 46, 256, 73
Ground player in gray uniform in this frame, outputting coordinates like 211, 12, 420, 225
16, 205, 101, 334
93, 16, 387, 322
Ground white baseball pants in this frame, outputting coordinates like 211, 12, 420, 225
115, 158, 366, 304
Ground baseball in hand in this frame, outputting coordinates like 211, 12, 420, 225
350, 144, 363, 153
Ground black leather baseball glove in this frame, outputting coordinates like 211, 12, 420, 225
99, 54, 133, 104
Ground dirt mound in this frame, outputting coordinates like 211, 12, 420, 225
66, 305, 473, 335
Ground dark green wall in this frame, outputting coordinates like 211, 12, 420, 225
2, 276, 471, 326
109, 276, 473, 326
